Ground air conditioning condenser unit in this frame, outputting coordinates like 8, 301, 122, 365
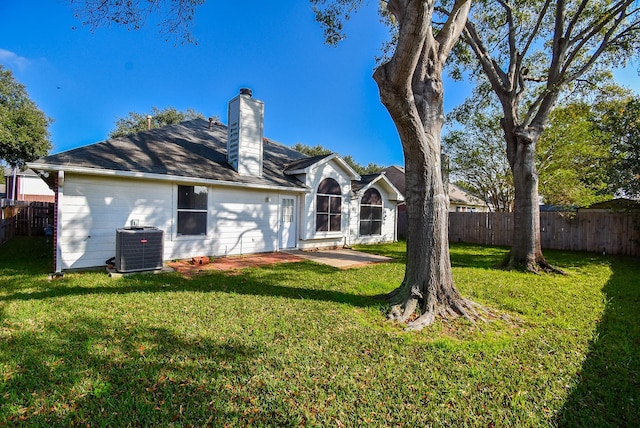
115, 227, 164, 273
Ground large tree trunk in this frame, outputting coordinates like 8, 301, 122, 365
510, 135, 544, 269
502, 126, 559, 272
375, 63, 479, 330
366, 0, 478, 330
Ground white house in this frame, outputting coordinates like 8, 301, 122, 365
29, 89, 403, 272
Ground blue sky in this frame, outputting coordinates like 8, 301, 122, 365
1, 1, 638, 168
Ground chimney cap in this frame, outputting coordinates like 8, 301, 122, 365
239, 88, 253, 97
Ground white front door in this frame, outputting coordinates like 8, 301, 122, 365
279, 197, 296, 249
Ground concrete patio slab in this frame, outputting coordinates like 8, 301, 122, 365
284, 248, 393, 269
165, 248, 393, 277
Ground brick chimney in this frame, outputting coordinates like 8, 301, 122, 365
227, 88, 264, 177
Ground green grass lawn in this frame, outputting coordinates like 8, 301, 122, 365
0, 237, 638, 426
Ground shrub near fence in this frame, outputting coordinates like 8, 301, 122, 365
449, 211, 640, 257
1, 200, 54, 244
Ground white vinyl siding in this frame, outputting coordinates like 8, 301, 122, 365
209, 188, 279, 255
54, 163, 399, 270
58, 175, 286, 270
59, 174, 172, 270
349, 184, 397, 245
297, 160, 351, 248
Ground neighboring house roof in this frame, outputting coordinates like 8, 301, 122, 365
448, 183, 487, 208
30, 118, 310, 191
540, 204, 577, 212
381, 165, 406, 196
380, 165, 487, 208
579, 198, 640, 211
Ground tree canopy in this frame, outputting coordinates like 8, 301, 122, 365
445, 94, 627, 210
444, 110, 515, 212
109, 106, 206, 138
537, 102, 613, 207
70, 0, 205, 44
450, 0, 640, 271
599, 96, 640, 198
0, 65, 52, 167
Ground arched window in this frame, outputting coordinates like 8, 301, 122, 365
316, 178, 342, 232
359, 188, 382, 236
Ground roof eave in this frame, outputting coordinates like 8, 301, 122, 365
28, 162, 310, 193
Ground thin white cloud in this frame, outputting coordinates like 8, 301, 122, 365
0, 48, 31, 70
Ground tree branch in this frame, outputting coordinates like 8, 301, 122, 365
462, 19, 509, 97
435, 0, 472, 60
521, 0, 553, 58
376, 0, 430, 91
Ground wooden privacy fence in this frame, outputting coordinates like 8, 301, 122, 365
449, 211, 640, 257
1, 201, 54, 244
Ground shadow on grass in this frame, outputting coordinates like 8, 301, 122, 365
0, 236, 53, 275
0, 314, 298, 425
556, 256, 640, 426
449, 243, 509, 269
0, 237, 387, 311
0, 237, 390, 424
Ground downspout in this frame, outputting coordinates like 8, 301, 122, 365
11, 167, 17, 202
394, 201, 398, 242
345, 191, 354, 248
54, 170, 64, 273
276, 193, 281, 252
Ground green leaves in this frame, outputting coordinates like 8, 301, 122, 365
0, 66, 52, 167
598, 95, 640, 197
310, 0, 364, 45
109, 106, 206, 138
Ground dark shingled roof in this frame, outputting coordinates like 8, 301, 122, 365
351, 173, 384, 193
283, 154, 332, 173
35, 118, 310, 189
582, 198, 640, 211
381, 165, 405, 196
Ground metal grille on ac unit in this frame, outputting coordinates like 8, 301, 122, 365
115, 227, 164, 273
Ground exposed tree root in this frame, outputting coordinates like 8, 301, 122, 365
497, 252, 566, 274
387, 293, 493, 331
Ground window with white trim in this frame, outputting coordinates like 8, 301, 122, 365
359, 188, 382, 236
316, 178, 342, 232
177, 185, 208, 235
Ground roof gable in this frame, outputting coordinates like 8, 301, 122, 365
284, 153, 361, 181
352, 173, 404, 201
